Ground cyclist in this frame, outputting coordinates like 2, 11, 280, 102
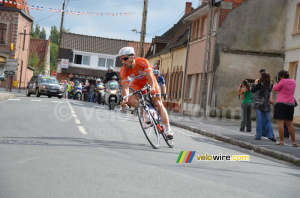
119, 47, 173, 139
153, 69, 167, 100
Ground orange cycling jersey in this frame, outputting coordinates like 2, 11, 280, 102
120, 58, 160, 96
120, 58, 152, 84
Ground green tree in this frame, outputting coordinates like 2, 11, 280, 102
49, 26, 59, 45
49, 25, 70, 45
50, 42, 58, 73
28, 52, 41, 74
40, 28, 47, 39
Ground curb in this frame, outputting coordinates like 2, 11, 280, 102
0, 93, 15, 100
170, 121, 300, 167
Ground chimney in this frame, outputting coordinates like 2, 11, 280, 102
201, 0, 210, 5
185, 2, 192, 15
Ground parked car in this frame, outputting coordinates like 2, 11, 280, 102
26, 75, 64, 98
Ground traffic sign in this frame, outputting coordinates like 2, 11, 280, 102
4, 71, 15, 75
52, 70, 57, 76
6, 59, 19, 71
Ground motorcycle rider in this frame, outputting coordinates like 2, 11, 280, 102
103, 66, 119, 83
153, 70, 167, 100
72, 80, 82, 99
119, 47, 173, 139
102, 75, 119, 104
95, 78, 103, 103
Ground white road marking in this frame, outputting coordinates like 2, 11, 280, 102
31, 100, 42, 102
52, 101, 63, 103
74, 118, 81, 125
9, 99, 20, 101
78, 126, 87, 134
66, 99, 87, 135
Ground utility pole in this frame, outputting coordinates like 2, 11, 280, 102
56, 0, 66, 78
138, 0, 148, 57
199, 0, 215, 115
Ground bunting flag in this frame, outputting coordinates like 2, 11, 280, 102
3, 2, 134, 17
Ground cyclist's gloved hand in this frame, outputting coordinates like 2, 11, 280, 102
162, 93, 167, 100
120, 101, 128, 108
150, 88, 156, 96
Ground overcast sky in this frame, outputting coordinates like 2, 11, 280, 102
28, 0, 201, 43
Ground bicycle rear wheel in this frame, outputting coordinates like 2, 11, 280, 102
137, 105, 160, 149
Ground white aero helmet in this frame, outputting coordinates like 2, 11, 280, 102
96, 78, 101, 82
118, 47, 135, 56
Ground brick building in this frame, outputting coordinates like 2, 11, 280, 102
29, 38, 51, 76
0, 0, 33, 90
57, 32, 151, 85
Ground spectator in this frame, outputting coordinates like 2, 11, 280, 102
273, 70, 298, 147
251, 72, 276, 142
237, 79, 252, 132
67, 81, 72, 99
89, 84, 95, 102
83, 83, 90, 102
63, 80, 68, 98
254, 69, 274, 137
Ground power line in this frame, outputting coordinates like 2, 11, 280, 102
148, 0, 197, 36
34, 12, 60, 24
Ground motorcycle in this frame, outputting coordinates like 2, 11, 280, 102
94, 84, 105, 104
104, 80, 121, 110
72, 86, 82, 101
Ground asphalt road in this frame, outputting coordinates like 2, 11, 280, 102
1, 96, 300, 198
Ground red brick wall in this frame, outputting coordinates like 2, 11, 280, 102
57, 73, 70, 83
14, 13, 32, 89
0, 10, 32, 89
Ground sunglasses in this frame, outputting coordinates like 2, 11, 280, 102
120, 56, 131, 61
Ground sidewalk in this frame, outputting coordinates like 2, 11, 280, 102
0, 88, 26, 100
168, 111, 300, 166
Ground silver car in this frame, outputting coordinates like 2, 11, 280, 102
26, 75, 64, 98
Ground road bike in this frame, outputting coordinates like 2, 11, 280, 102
122, 84, 174, 149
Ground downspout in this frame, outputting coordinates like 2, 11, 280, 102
181, 22, 191, 115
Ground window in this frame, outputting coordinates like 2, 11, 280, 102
189, 75, 194, 98
98, 58, 106, 67
23, 30, 26, 51
98, 57, 114, 68
178, 72, 183, 100
107, 59, 114, 67
0, 23, 7, 44
289, 62, 298, 81
294, 3, 300, 33
74, 54, 90, 65
82, 56, 90, 65
201, 17, 207, 38
193, 20, 198, 40
213, 12, 218, 34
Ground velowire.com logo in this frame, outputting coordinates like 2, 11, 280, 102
176, 151, 250, 163
176, 151, 196, 163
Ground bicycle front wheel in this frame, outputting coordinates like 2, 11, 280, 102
137, 105, 160, 149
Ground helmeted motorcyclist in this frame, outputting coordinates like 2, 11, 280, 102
103, 66, 119, 83
95, 78, 104, 103
101, 75, 119, 105
95, 78, 103, 88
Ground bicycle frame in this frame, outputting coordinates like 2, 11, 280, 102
122, 84, 163, 132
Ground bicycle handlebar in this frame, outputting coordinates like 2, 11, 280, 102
121, 83, 151, 101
